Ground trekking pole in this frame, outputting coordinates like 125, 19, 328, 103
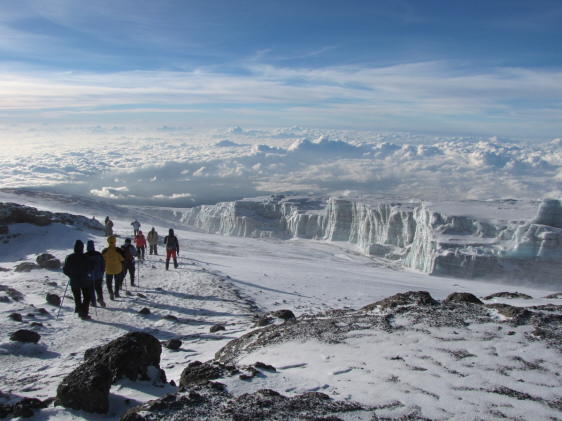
56, 279, 70, 320
137, 256, 140, 289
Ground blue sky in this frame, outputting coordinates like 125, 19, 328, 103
1, 0, 561, 139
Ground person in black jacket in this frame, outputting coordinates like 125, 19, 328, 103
164, 228, 179, 270
85, 240, 106, 308
63, 240, 94, 320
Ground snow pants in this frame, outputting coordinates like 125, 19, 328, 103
149, 244, 158, 255
165, 248, 178, 270
71, 286, 91, 317
122, 261, 136, 285
106, 273, 122, 297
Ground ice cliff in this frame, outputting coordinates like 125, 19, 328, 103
175, 196, 561, 284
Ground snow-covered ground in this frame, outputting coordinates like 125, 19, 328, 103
1, 192, 561, 420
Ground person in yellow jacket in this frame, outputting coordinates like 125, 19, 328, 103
101, 236, 124, 300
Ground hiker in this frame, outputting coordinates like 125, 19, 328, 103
104, 216, 114, 237
121, 238, 137, 286
102, 235, 124, 300
134, 230, 147, 261
164, 228, 180, 270
63, 240, 93, 320
147, 227, 159, 255
85, 240, 106, 308
131, 219, 141, 236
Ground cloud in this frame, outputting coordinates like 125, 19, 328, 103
89, 186, 129, 199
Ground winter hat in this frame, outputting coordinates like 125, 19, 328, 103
169, 228, 174, 235
86, 240, 95, 252
138, 230, 143, 235
74, 240, 84, 254
107, 236, 116, 246
125, 238, 131, 244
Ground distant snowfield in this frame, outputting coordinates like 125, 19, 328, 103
0, 126, 560, 206
0, 192, 560, 420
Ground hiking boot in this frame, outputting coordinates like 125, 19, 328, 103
99, 300, 106, 308
131, 282, 135, 286
115, 291, 121, 298
80, 314, 92, 320
109, 292, 115, 300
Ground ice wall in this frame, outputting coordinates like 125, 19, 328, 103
176, 196, 561, 284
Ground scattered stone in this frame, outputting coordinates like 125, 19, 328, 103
139, 308, 151, 315
9, 313, 23, 322
10, 329, 41, 343
126, 290, 133, 296
362, 290, 438, 311
254, 362, 276, 372
0, 397, 51, 418
36, 253, 61, 270
0, 296, 10, 303
46, 293, 61, 307
137, 293, 147, 298
163, 314, 178, 322
545, 293, 562, 299
255, 316, 273, 327
36, 308, 50, 315
155, 287, 164, 291
484, 291, 533, 300
30, 322, 44, 328
209, 324, 225, 333
271, 309, 296, 321
46, 281, 58, 287
0, 285, 24, 301
179, 361, 225, 387
486, 303, 532, 324
163, 339, 182, 351
14, 262, 40, 272
84, 332, 166, 383
443, 292, 483, 305
55, 362, 112, 414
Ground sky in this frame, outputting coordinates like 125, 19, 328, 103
1, 0, 562, 138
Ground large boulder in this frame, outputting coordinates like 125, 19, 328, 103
14, 262, 40, 272
84, 332, 166, 383
36, 253, 61, 270
362, 290, 438, 311
46, 293, 61, 307
179, 361, 226, 387
10, 329, 40, 343
56, 363, 112, 414
443, 292, 483, 305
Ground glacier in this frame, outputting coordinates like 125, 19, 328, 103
164, 195, 561, 285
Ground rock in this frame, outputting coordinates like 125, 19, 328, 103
139, 308, 151, 315
84, 332, 166, 383
46, 293, 61, 307
255, 316, 273, 327
36, 253, 61, 270
486, 303, 532, 324
209, 324, 225, 333
10, 329, 40, 343
0, 285, 24, 301
137, 293, 147, 298
121, 384, 366, 420
362, 290, 438, 311
36, 308, 50, 315
179, 361, 225, 387
163, 314, 178, 322
443, 292, 483, 305
46, 281, 58, 287
254, 362, 276, 372
0, 397, 50, 418
56, 362, 112, 414
484, 292, 533, 300
271, 309, 296, 321
14, 262, 40, 272
163, 339, 182, 351
0, 266, 10, 272
545, 293, 562, 299
30, 322, 44, 328
0, 296, 10, 303
9, 313, 23, 322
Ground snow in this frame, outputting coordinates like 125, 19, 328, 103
0, 192, 561, 420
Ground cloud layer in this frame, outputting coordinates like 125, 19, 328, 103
0, 127, 560, 205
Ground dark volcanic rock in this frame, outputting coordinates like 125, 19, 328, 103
179, 361, 225, 387
484, 291, 533, 300
545, 292, 562, 299
56, 362, 112, 414
10, 329, 40, 343
362, 290, 438, 311
0, 397, 50, 418
36, 253, 61, 270
84, 332, 166, 383
46, 293, 61, 307
139, 307, 151, 315
9, 312, 23, 322
163, 339, 182, 351
443, 292, 483, 305
255, 315, 274, 327
486, 303, 533, 325
0, 284, 24, 301
163, 314, 178, 321
271, 309, 296, 321
121, 385, 366, 421
14, 262, 40, 272
209, 324, 225, 333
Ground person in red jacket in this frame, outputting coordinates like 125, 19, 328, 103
134, 230, 147, 261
